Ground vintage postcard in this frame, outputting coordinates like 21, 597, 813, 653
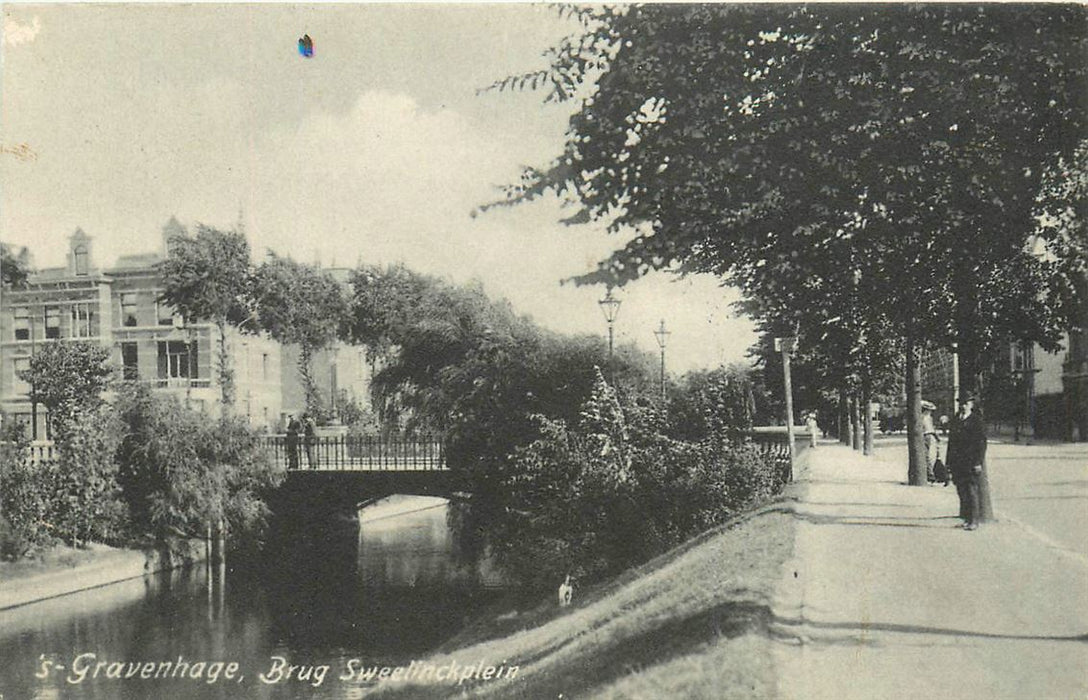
1, 3, 1085, 699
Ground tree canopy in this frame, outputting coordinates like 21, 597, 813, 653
1, 243, 30, 288
495, 4, 1085, 347
251, 253, 348, 414
491, 4, 1087, 483
158, 224, 253, 407
19, 341, 113, 435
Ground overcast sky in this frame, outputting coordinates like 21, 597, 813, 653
1, 4, 758, 373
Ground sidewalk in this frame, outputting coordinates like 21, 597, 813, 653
771, 441, 1088, 700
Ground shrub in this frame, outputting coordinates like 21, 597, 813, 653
491, 372, 784, 591
0, 408, 127, 554
0, 426, 54, 558
115, 384, 286, 542
50, 404, 127, 547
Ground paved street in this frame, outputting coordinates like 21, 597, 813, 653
984, 439, 1088, 563
772, 439, 1088, 700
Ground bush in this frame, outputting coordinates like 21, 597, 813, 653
0, 407, 127, 554
115, 384, 286, 542
50, 405, 127, 547
0, 432, 54, 557
489, 371, 783, 591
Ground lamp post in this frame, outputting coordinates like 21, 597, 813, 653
653, 319, 670, 402
29, 310, 37, 440
172, 314, 196, 402
775, 335, 797, 482
598, 289, 622, 379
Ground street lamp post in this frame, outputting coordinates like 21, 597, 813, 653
29, 310, 38, 440
775, 335, 798, 482
598, 289, 622, 379
172, 315, 195, 402
653, 319, 670, 402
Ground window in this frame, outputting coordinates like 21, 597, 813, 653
74, 245, 89, 275
13, 357, 30, 394
13, 307, 29, 341
121, 342, 138, 380
156, 301, 175, 326
71, 304, 94, 338
121, 294, 139, 327
45, 307, 61, 339
262, 353, 269, 380
157, 340, 197, 380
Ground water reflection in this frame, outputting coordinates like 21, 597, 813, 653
358, 495, 504, 590
0, 496, 504, 699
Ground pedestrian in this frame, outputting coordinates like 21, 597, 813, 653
303, 413, 317, 469
946, 392, 987, 530
285, 414, 301, 470
921, 401, 940, 482
806, 411, 819, 448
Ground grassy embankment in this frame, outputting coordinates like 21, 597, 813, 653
372, 490, 799, 700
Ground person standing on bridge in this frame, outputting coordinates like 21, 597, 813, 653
285, 414, 301, 470
303, 413, 317, 470
947, 392, 987, 530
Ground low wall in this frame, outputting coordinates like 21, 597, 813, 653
0, 539, 206, 611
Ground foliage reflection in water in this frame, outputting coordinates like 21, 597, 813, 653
0, 496, 505, 699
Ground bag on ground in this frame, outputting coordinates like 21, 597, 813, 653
933, 458, 949, 484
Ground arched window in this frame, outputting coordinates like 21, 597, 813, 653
73, 245, 89, 275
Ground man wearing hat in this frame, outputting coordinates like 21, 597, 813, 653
921, 400, 939, 482
946, 392, 987, 530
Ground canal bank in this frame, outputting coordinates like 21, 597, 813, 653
365, 490, 802, 699
0, 539, 206, 611
0, 494, 509, 700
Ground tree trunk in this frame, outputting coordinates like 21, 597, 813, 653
851, 393, 862, 451
905, 332, 927, 485
837, 388, 846, 442
298, 344, 320, 416
862, 373, 874, 456
845, 394, 855, 447
216, 320, 235, 411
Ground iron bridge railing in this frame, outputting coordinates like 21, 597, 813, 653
265, 435, 447, 472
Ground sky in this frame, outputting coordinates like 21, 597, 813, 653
0, 4, 758, 373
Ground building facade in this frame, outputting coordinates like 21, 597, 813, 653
1, 226, 369, 437
920, 324, 1087, 443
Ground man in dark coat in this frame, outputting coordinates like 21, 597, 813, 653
285, 415, 301, 470
302, 413, 317, 469
946, 393, 987, 530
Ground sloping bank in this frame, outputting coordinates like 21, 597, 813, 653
368, 481, 805, 700
0, 541, 205, 611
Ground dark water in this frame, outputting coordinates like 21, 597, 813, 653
0, 496, 505, 700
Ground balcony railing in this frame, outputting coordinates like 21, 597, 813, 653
13, 440, 59, 465
150, 378, 212, 389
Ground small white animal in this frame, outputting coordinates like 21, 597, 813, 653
558, 574, 573, 607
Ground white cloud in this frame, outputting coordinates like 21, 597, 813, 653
3, 15, 41, 47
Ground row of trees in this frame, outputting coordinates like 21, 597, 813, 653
342, 264, 785, 588
489, 5, 1087, 491
4, 262, 785, 587
157, 226, 346, 415
1, 341, 283, 559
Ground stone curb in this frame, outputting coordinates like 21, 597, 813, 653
0, 541, 205, 611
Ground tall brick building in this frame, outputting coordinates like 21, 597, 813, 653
0, 224, 369, 438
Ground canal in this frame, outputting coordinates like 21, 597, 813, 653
0, 496, 505, 699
